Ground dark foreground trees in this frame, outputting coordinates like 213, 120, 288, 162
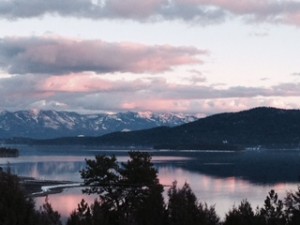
68, 151, 220, 225
167, 181, 220, 225
223, 188, 300, 225
0, 170, 62, 225
69, 151, 166, 225
67, 151, 300, 225
0, 170, 36, 225
285, 186, 300, 225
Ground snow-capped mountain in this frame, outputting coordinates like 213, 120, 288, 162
0, 110, 199, 139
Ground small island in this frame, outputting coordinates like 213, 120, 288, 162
0, 147, 19, 157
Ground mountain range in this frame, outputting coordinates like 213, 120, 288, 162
23, 107, 300, 150
0, 110, 198, 139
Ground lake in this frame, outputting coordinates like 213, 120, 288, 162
1, 145, 300, 221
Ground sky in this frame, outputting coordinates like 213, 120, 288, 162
1, 0, 300, 116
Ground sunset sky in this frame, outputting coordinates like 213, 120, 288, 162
1, 0, 300, 115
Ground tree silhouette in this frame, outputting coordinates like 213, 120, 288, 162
260, 190, 286, 225
285, 186, 300, 225
0, 170, 36, 225
79, 151, 165, 225
198, 203, 220, 225
167, 181, 219, 225
224, 199, 260, 225
0, 170, 62, 225
36, 197, 62, 225
119, 151, 165, 225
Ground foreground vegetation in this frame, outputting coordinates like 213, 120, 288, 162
0, 170, 61, 225
1, 151, 300, 225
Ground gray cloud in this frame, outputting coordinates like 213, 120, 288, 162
0, 0, 225, 23
0, 1, 300, 26
291, 72, 300, 76
0, 0, 91, 19
0, 37, 205, 75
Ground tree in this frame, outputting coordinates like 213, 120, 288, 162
167, 182, 219, 225
0, 170, 63, 225
224, 199, 259, 225
285, 186, 300, 225
67, 198, 120, 225
79, 151, 165, 225
0, 170, 37, 225
36, 197, 62, 225
119, 151, 165, 225
259, 190, 286, 225
198, 203, 220, 225
81, 155, 122, 210
67, 199, 92, 225
167, 182, 199, 225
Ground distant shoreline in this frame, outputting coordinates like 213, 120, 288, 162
0, 147, 19, 157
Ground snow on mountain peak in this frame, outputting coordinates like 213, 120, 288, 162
30, 109, 41, 116
0, 110, 198, 139
137, 111, 154, 119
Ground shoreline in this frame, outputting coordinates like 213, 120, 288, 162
20, 177, 82, 197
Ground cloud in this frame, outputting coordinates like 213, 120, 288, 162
2, 70, 300, 114
40, 73, 152, 93
0, 0, 300, 26
56, 81, 300, 113
191, 0, 300, 26
0, 0, 225, 23
0, 36, 205, 75
291, 72, 300, 76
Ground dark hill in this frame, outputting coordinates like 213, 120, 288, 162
168, 107, 300, 148
15, 107, 300, 149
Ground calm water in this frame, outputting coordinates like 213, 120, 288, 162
1, 145, 300, 221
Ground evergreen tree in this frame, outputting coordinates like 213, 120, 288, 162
167, 182, 199, 225
167, 182, 219, 225
80, 155, 122, 211
224, 200, 259, 225
79, 151, 165, 225
0, 170, 36, 225
285, 186, 300, 225
198, 203, 220, 225
36, 197, 62, 225
259, 190, 286, 225
119, 151, 165, 225
67, 199, 92, 225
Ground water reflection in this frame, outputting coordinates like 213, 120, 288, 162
1, 146, 300, 220
0, 155, 192, 181
159, 166, 297, 217
34, 164, 299, 221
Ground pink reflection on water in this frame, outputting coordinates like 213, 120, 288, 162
35, 188, 97, 222
158, 167, 299, 219
35, 175, 298, 222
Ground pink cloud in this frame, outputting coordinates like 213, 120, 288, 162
0, 37, 205, 75
39, 73, 152, 93
285, 12, 300, 26
121, 99, 191, 112
41, 74, 115, 93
